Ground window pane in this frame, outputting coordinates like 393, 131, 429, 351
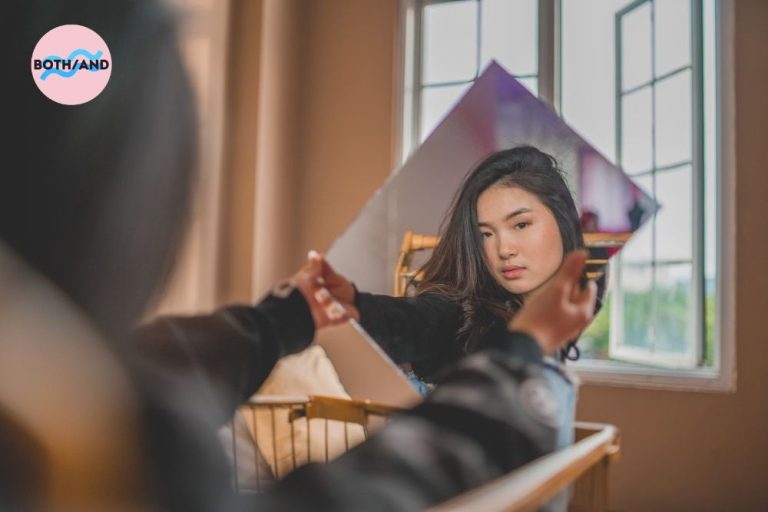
654, 263, 693, 354
423, 1, 478, 84
480, 0, 537, 76
517, 76, 538, 96
622, 174, 653, 263
557, 0, 717, 370
621, 263, 652, 349
561, 0, 637, 164
655, 0, 691, 76
655, 70, 692, 167
581, 291, 611, 360
420, 83, 473, 141
655, 166, 693, 261
620, 263, 693, 355
621, 87, 653, 174
621, 2, 652, 91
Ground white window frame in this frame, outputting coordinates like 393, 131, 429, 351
395, 0, 735, 392
396, 0, 557, 161
609, 0, 703, 369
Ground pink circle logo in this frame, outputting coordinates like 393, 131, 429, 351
30, 25, 112, 105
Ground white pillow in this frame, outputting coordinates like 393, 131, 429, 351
241, 346, 366, 479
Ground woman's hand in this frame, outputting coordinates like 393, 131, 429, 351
508, 250, 597, 355
291, 250, 360, 329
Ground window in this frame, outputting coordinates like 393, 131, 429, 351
608, 0, 704, 368
398, 0, 733, 390
402, 0, 541, 151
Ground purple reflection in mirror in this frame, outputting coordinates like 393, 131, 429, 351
327, 61, 657, 295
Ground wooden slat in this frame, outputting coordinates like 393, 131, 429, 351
428, 423, 619, 512
245, 395, 402, 424
583, 232, 632, 247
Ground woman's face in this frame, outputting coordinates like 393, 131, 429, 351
476, 184, 564, 295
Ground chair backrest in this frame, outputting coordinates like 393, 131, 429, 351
393, 231, 440, 296
231, 395, 400, 491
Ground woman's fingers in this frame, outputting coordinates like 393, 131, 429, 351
314, 286, 360, 323
578, 280, 597, 312
553, 250, 586, 304
565, 279, 597, 340
313, 287, 345, 322
561, 251, 596, 336
288, 249, 358, 329
313, 251, 357, 305
560, 249, 587, 284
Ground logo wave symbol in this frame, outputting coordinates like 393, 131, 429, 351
40, 49, 104, 80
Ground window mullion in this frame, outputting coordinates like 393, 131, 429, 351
691, 0, 706, 365
538, 0, 557, 107
411, 0, 424, 158
475, 0, 482, 79
650, 0, 658, 354
612, 3, 625, 356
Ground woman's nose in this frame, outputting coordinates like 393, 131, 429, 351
498, 236, 518, 259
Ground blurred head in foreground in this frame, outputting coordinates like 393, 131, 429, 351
1, 0, 199, 507
3, 0, 197, 341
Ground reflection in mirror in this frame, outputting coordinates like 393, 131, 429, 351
326, 62, 657, 296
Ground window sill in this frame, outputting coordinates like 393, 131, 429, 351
572, 359, 736, 393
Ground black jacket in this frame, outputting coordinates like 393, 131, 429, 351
356, 291, 511, 380
131, 286, 562, 511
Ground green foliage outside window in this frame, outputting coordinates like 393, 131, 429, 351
579, 285, 715, 367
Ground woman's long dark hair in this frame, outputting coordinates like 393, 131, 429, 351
417, 146, 584, 355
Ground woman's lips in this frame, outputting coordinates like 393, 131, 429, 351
501, 266, 525, 279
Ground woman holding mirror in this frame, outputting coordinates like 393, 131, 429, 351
318, 145, 596, 448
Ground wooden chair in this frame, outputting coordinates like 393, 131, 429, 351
393, 231, 440, 297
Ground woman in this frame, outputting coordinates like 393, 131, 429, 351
332, 147, 586, 373
324, 146, 588, 446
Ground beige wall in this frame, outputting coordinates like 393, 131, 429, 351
218, 0, 262, 305
293, 0, 399, 262
217, 0, 768, 509
218, 0, 397, 303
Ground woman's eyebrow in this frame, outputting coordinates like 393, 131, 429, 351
477, 207, 532, 227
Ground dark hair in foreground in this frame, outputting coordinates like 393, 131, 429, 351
3, 0, 197, 340
417, 146, 584, 354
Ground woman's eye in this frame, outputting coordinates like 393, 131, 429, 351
480, 231, 492, 239
514, 222, 530, 230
